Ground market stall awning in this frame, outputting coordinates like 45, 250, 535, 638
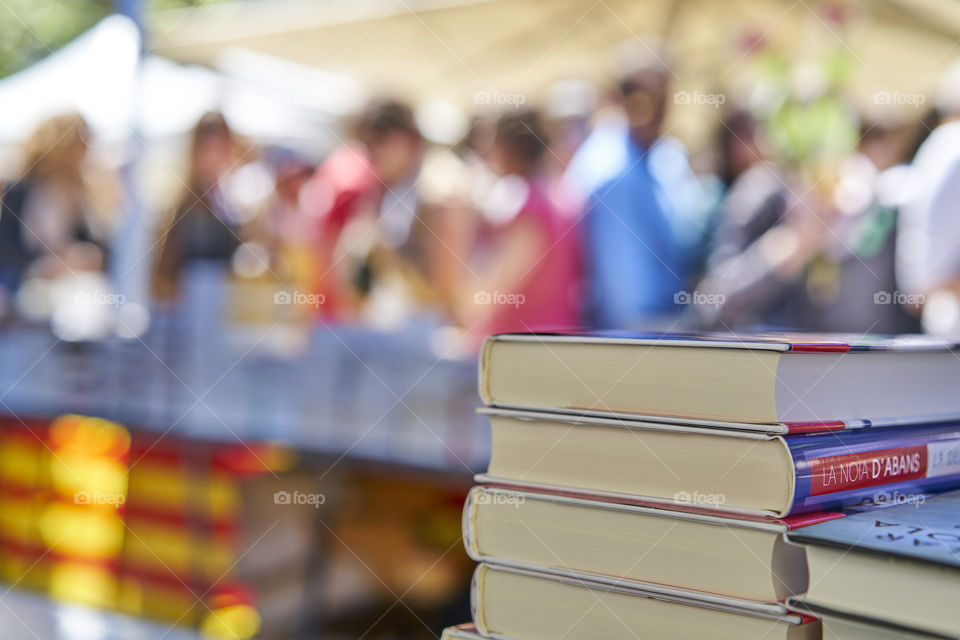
0, 14, 363, 148
151, 0, 960, 143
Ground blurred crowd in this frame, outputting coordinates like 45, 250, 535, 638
4, 45, 960, 346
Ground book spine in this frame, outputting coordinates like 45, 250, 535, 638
789, 433, 960, 513
784, 421, 849, 435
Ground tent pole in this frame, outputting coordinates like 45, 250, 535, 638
113, 0, 151, 330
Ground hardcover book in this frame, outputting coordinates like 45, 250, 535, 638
481, 408, 960, 516
480, 332, 960, 425
463, 485, 842, 605
788, 490, 960, 637
791, 602, 954, 639
471, 563, 821, 640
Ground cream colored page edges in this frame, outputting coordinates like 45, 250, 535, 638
470, 488, 787, 601
486, 340, 781, 422
478, 337, 496, 404
805, 547, 960, 637
479, 566, 803, 640
486, 414, 794, 514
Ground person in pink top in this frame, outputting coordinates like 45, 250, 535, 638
461, 109, 583, 344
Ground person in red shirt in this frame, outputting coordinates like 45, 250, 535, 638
460, 109, 583, 344
303, 99, 423, 319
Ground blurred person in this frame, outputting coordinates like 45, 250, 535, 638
897, 60, 960, 335
716, 109, 767, 189
903, 105, 942, 164
152, 111, 245, 300
302, 98, 424, 320
362, 150, 478, 327
454, 114, 498, 204
458, 108, 582, 344
566, 44, 705, 329
694, 109, 799, 328
542, 79, 598, 284
241, 148, 316, 279
696, 112, 919, 334
542, 78, 597, 173
0, 114, 113, 296
804, 118, 920, 333
266, 152, 315, 253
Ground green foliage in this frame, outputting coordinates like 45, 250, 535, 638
0, 0, 229, 79
0, 0, 112, 78
767, 94, 859, 168
752, 46, 860, 169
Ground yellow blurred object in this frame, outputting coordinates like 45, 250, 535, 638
229, 277, 295, 327
119, 576, 205, 623
49, 454, 128, 497
199, 604, 262, 640
127, 464, 238, 516
39, 503, 125, 557
123, 522, 233, 578
42, 415, 130, 611
48, 562, 117, 608
0, 424, 48, 587
0, 418, 294, 636
0, 498, 40, 543
0, 552, 48, 590
49, 415, 131, 457
0, 438, 43, 486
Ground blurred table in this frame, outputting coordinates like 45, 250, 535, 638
0, 317, 488, 473
0, 588, 202, 640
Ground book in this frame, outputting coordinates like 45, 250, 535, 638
479, 332, 960, 425
463, 485, 843, 605
787, 490, 960, 637
791, 601, 953, 639
471, 563, 821, 640
480, 408, 960, 516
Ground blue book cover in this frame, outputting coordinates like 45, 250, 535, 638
787, 423, 960, 514
788, 489, 960, 566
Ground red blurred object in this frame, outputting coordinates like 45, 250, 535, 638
303, 144, 380, 319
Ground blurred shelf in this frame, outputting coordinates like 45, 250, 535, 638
0, 319, 488, 474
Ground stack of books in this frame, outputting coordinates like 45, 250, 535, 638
442, 332, 960, 640
787, 489, 960, 639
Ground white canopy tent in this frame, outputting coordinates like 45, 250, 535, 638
0, 16, 208, 145
0, 15, 365, 155
150, 0, 960, 147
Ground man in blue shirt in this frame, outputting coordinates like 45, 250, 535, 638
568, 50, 703, 329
